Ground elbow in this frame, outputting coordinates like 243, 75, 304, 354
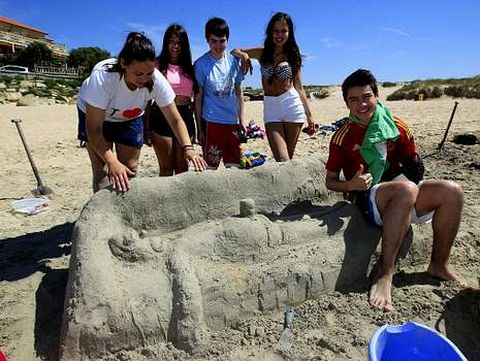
325, 176, 339, 191
325, 180, 333, 191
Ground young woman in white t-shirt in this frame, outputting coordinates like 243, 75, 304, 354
78, 32, 206, 192
149, 24, 197, 176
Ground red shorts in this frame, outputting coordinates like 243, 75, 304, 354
205, 122, 242, 168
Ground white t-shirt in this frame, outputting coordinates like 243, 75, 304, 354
77, 58, 175, 122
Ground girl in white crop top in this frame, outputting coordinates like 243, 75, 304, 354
231, 12, 316, 162
79, 32, 205, 192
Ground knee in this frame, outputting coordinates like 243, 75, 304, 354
92, 167, 107, 178
391, 181, 418, 206
442, 180, 464, 206
93, 176, 109, 193
160, 167, 174, 176
125, 160, 139, 175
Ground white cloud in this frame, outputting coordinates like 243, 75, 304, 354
303, 53, 317, 62
320, 37, 341, 49
381, 27, 411, 38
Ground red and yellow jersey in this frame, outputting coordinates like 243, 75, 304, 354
326, 116, 416, 182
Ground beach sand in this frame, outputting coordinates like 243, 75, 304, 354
1, 88, 479, 360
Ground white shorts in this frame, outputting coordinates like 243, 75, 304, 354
369, 180, 435, 226
263, 87, 306, 124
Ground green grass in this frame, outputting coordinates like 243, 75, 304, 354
382, 81, 398, 87
387, 75, 480, 101
4, 74, 478, 102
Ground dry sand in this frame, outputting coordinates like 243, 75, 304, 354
1, 88, 479, 360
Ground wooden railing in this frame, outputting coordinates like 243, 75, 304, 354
0, 53, 15, 61
0, 30, 68, 57
33, 65, 81, 75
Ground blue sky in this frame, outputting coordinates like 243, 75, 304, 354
1, 0, 479, 87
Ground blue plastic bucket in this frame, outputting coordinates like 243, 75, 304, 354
369, 321, 467, 361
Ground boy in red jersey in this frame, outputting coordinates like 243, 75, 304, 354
325, 69, 463, 311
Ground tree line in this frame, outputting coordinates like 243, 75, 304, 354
5, 41, 110, 78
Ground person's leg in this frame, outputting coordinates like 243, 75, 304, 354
86, 143, 109, 193
414, 180, 463, 281
282, 122, 303, 159
150, 103, 178, 176
281, 87, 307, 159
77, 107, 88, 147
152, 133, 175, 176
263, 93, 290, 162
222, 124, 242, 168
112, 117, 143, 179
173, 104, 195, 174
204, 122, 221, 169
115, 144, 141, 176
200, 118, 207, 154
265, 122, 289, 162
173, 139, 188, 174
370, 181, 419, 311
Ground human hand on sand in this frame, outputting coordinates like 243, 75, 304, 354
184, 149, 207, 171
108, 160, 134, 192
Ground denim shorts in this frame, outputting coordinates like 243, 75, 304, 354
103, 118, 144, 148
77, 108, 144, 148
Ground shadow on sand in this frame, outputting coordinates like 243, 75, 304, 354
269, 200, 389, 293
0, 222, 73, 361
440, 288, 480, 360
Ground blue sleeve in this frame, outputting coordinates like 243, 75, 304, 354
234, 58, 244, 84
194, 60, 205, 88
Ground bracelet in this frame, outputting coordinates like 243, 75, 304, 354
182, 144, 194, 151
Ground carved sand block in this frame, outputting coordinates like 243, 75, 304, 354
60, 156, 430, 359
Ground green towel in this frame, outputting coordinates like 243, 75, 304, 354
350, 102, 399, 185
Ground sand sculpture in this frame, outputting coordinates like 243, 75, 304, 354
59, 156, 428, 360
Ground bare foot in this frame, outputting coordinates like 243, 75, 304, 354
369, 271, 394, 311
368, 261, 381, 282
426, 263, 459, 282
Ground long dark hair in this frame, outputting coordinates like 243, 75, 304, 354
156, 24, 197, 91
260, 12, 302, 76
107, 32, 156, 90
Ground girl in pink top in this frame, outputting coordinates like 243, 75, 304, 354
149, 24, 198, 176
